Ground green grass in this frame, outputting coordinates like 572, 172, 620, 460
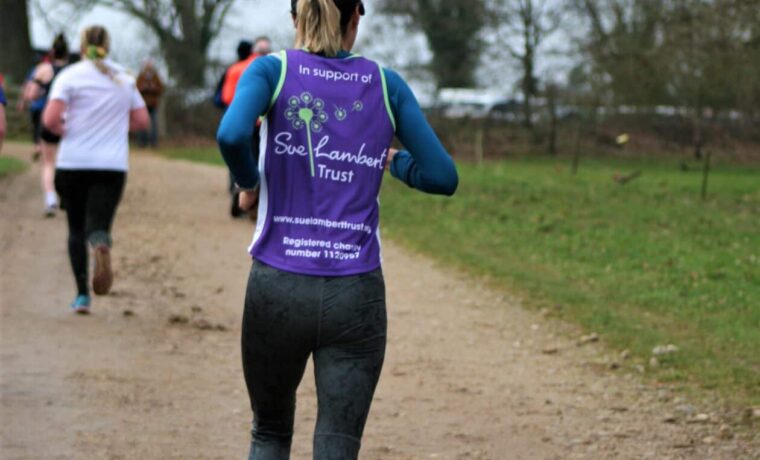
0, 156, 27, 177
154, 146, 225, 166
381, 156, 760, 405
155, 146, 759, 404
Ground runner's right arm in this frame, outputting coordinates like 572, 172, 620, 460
128, 81, 149, 132
217, 55, 280, 189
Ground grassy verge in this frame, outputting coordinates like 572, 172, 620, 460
153, 146, 225, 166
0, 156, 27, 177
155, 146, 759, 405
381, 156, 759, 405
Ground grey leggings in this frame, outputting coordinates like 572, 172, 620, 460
242, 261, 387, 460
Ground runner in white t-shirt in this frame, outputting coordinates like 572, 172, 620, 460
42, 25, 150, 314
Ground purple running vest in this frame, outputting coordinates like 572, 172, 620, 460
250, 50, 395, 276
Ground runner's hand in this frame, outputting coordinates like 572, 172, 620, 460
386, 148, 399, 171
238, 187, 260, 212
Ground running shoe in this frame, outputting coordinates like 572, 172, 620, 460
44, 204, 57, 218
92, 245, 113, 296
44, 192, 59, 218
70, 295, 91, 314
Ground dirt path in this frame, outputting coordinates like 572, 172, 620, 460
0, 142, 756, 460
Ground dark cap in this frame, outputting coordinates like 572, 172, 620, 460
291, 0, 365, 16
237, 40, 253, 61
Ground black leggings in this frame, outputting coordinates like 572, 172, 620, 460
30, 109, 42, 143
55, 170, 126, 296
242, 261, 387, 460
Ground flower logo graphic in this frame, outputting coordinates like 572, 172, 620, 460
285, 92, 328, 177
333, 100, 364, 123
334, 106, 348, 121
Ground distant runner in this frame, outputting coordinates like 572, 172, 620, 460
0, 79, 6, 153
18, 53, 47, 162
219, 37, 272, 218
43, 26, 150, 314
136, 59, 164, 148
22, 34, 70, 216
217, 0, 458, 458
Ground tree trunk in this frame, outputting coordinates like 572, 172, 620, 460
522, 52, 534, 129
474, 127, 484, 165
0, 0, 34, 83
547, 85, 558, 154
163, 37, 208, 88
692, 109, 704, 160
572, 121, 582, 175
701, 149, 712, 200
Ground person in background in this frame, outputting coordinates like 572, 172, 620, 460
214, 40, 252, 218
18, 53, 47, 162
253, 36, 273, 56
22, 34, 70, 216
221, 37, 271, 108
217, 38, 271, 218
43, 25, 149, 314
214, 40, 253, 111
136, 59, 164, 148
0, 78, 7, 154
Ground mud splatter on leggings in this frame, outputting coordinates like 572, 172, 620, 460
242, 261, 386, 460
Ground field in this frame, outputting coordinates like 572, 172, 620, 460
381, 155, 760, 405
157, 146, 759, 405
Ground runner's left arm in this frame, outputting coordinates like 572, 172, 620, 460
384, 69, 458, 196
217, 56, 280, 189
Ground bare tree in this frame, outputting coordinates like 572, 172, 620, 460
0, 0, 35, 83
67, 0, 236, 87
488, 0, 560, 128
570, 0, 669, 110
378, 0, 488, 88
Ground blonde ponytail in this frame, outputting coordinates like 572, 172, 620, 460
81, 26, 120, 83
295, 0, 343, 57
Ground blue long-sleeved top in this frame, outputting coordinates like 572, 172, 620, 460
217, 51, 458, 195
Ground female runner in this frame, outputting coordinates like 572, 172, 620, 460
43, 26, 149, 313
23, 34, 69, 215
218, 1, 458, 458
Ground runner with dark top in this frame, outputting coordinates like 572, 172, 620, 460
22, 34, 70, 216
217, 1, 458, 458
214, 40, 253, 111
220, 37, 271, 218
18, 54, 46, 162
42, 26, 149, 314
0, 82, 6, 153
215, 40, 253, 217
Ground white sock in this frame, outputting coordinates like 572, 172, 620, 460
45, 192, 58, 208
